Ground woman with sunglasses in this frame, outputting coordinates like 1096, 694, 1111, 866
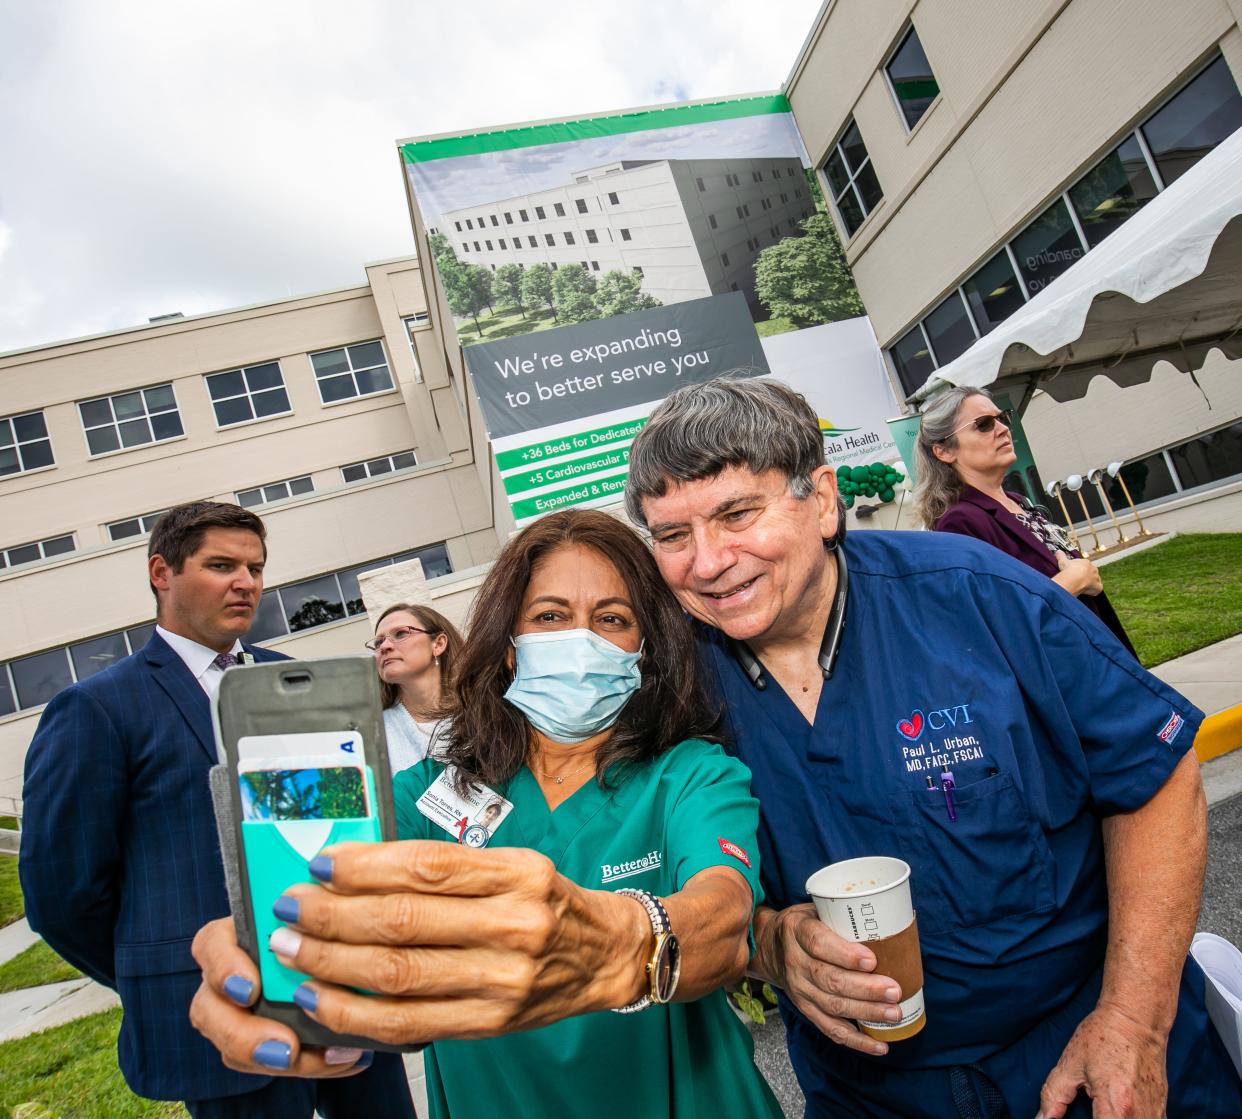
914, 386, 1136, 653
366, 604, 464, 771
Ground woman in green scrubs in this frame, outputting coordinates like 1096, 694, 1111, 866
189, 509, 782, 1119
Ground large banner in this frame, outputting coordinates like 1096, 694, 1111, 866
399, 95, 880, 523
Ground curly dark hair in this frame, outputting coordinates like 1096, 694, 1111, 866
439, 508, 715, 791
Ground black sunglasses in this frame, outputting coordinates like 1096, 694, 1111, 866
950, 408, 1013, 437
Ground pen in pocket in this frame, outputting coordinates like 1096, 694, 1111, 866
940, 769, 956, 822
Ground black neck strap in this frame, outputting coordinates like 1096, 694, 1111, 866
729, 546, 848, 691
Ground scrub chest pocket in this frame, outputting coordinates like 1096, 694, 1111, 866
888, 772, 1055, 935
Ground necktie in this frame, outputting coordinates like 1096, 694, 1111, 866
212, 652, 239, 670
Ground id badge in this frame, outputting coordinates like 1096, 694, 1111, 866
416, 767, 513, 847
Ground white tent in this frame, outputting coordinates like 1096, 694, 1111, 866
910, 126, 1242, 406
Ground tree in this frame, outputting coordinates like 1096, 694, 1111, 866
520, 264, 557, 322
551, 264, 599, 324
427, 231, 455, 264
754, 212, 865, 327
443, 262, 494, 336
316, 767, 367, 819
492, 264, 527, 318
593, 270, 661, 318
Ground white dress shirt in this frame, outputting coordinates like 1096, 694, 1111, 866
155, 625, 245, 700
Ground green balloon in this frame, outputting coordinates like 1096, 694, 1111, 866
869, 463, 886, 477
843, 493, 855, 508
880, 486, 895, 502
837, 465, 853, 482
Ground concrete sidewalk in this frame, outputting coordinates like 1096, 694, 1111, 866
1150, 633, 1242, 761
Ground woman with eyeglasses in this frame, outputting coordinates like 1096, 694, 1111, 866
914, 386, 1136, 654
366, 604, 464, 771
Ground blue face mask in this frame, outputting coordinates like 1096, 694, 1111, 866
503, 628, 643, 744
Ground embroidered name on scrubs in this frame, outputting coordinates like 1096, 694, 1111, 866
894, 701, 987, 774
415, 768, 514, 843
600, 849, 662, 884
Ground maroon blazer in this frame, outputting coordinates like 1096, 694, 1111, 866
935, 484, 1138, 657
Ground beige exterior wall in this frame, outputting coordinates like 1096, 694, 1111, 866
0, 257, 503, 803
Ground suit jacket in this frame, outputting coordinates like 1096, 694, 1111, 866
20, 633, 289, 1102
935, 484, 1138, 656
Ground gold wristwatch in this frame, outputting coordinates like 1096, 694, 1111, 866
612, 888, 682, 1013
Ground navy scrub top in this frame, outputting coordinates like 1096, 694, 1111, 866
697, 530, 1235, 1114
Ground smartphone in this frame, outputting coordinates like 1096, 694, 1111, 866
211, 655, 417, 1051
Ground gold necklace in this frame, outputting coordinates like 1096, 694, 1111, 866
532, 757, 596, 785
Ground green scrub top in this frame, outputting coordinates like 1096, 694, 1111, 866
393, 738, 782, 1119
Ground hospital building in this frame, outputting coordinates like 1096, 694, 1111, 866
440, 157, 815, 312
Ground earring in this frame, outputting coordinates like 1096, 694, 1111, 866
434, 655, 440, 666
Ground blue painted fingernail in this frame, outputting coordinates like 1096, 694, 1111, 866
253, 1040, 292, 1070
272, 895, 300, 924
223, 974, 254, 1006
293, 983, 318, 1013
308, 855, 333, 882
356, 1050, 374, 1069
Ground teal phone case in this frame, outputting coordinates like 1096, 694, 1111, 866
242, 767, 381, 1002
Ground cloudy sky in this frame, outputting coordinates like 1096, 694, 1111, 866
0, 0, 822, 354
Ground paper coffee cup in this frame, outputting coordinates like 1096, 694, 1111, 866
805, 856, 926, 1041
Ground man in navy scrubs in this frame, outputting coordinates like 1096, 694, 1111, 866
625, 378, 1241, 1118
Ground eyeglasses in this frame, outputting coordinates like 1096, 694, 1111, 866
364, 626, 434, 652
949, 409, 1013, 437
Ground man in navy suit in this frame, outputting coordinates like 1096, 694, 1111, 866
20, 501, 415, 1118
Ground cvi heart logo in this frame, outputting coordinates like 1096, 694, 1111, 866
897, 711, 924, 740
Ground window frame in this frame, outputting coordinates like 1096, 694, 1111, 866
822, 119, 883, 240
309, 340, 396, 406
204, 361, 292, 430
78, 382, 185, 459
0, 410, 56, 477
882, 24, 941, 133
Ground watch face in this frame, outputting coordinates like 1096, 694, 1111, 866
652, 933, 682, 1003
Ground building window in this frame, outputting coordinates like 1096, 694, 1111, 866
1068, 135, 1159, 248
0, 534, 75, 570
454, 221, 462, 231
485, 239, 493, 250
620, 228, 632, 241
885, 25, 939, 130
575, 199, 589, 214
752, 171, 762, 183
340, 450, 417, 484
824, 120, 883, 239
890, 324, 936, 397
528, 236, 537, 248
10, 648, 74, 710
310, 341, 394, 404
490, 215, 498, 226
1141, 54, 1242, 185
586, 229, 599, 244
544, 233, 555, 246
554, 202, 566, 217
633, 266, 643, 276
504, 212, 513, 224
696, 177, 706, 191
498, 238, 507, 250
721, 252, 730, 267
1167, 418, 1242, 490
205, 361, 290, 428
961, 249, 1025, 335
590, 261, 600, 271
519, 209, 529, 221
473, 241, 481, 251
236, 475, 314, 509
106, 510, 168, 542
461, 243, 469, 253
79, 384, 183, 456
535, 206, 546, 219
708, 214, 717, 229
736, 206, 745, 219
608, 192, 620, 205
564, 232, 576, 245
1010, 198, 1085, 298
923, 290, 976, 366
0, 411, 55, 476
477, 215, 485, 227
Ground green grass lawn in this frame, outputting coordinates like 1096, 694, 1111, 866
1, 852, 22, 927
754, 316, 798, 337
0, 815, 18, 829
0, 1009, 186, 1118
0, 940, 82, 993
1104, 533, 1242, 667
458, 304, 558, 346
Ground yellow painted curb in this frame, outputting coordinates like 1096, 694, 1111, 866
1195, 703, 1242, 763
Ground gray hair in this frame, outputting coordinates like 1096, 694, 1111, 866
912, 385, 994, 529
624, 377, 845, 542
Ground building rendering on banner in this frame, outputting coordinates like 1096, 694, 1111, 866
438, 157, 815, 311
786, 0, 1242, 529
0, 257, 504, 805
